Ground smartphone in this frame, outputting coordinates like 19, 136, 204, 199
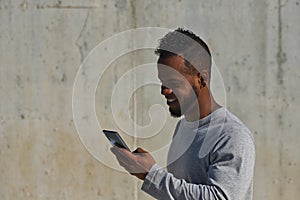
102, 130, 130, 151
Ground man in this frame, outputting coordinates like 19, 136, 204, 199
111, 28, 255, 200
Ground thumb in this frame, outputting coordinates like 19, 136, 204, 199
133, 147, 148, 153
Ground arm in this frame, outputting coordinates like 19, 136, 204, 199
141, 130, 255, 200
142, 164, 227, 200
110, 147, 156, 180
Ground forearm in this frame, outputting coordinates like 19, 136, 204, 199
141, 131, 255, 200
141, 164, 227, 200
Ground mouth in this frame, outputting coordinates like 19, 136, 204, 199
166, 98, 178, 106
167, 98, 177, 103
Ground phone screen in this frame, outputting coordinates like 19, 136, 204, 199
102, 130, 130, 151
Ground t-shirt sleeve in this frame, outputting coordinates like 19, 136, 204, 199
141, 129, 255, 200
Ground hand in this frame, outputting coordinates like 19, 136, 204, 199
110, 147, 156, 180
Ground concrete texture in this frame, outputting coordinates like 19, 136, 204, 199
0, 0, 299, 199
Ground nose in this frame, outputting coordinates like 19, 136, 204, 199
161, 85, 173, 95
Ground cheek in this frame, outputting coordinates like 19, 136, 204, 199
172, 88, 189, 99
172, 82, 196, 98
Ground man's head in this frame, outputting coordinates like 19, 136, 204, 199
155, 28, 212, 81
155, 28, 212, 118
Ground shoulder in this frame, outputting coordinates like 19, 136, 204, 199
222, 109, 254, 143
210, 109, 255, 156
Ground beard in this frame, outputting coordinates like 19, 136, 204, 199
169, 86, 199, 118
169, 102, 182, 117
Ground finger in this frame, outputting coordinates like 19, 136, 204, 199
114, 154, 135, 170
110, 148, 130, 164
118, 160, 131, 169
118, 147, 132, 155
133, 147, 148, 154
119, 162, 137, 173
111, 147, 130, 158
110, 146, 121, 155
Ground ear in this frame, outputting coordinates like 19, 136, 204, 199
194, 73, 202, 89
200, 70, 209, 84
197, 71, 208, 88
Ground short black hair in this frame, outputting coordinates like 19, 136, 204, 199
155, 28, 212, 76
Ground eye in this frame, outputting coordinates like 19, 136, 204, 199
161, 85, 171, 94
168, 83, 180, 89
161, 85, 167, 90
161, 80, 181, 90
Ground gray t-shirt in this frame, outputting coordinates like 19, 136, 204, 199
141, 107, 255, 200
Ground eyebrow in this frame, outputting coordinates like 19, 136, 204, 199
160, 79, 186, 86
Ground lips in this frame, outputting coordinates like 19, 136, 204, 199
166, 98, 178, 106
167, 98, 176, 103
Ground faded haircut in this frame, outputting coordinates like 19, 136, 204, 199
155, 28, 212, 78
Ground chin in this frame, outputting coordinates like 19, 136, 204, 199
169, 108, 182, 118
170, 113, 182, 118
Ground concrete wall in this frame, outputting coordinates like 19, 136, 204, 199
0, 0, 299, 199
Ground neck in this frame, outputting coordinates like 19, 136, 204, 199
184, 87, 221, 122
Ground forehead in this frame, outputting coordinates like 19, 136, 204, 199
157, 56, 187, 80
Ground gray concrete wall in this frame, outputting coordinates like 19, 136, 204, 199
0, 0, 299, 199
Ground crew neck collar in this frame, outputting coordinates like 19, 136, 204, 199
181, 107, 225, 129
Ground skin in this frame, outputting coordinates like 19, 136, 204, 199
158, 57, 199, 119
111, 55, 221, 180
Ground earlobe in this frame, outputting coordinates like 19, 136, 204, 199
200, 76, 206, 88
201, 71, 208, 83
197, 72, 206, 89
200, 71, 209, 88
